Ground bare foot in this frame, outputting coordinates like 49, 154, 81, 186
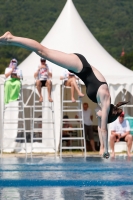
78, 93, 84, 98
111, 152, 115, 158
71, 97, 76, 102
0, 31, 12, 44
48, 97, 53, 102
127, 152, 132, 157
99, 148, 104, 156
39, 97, 43, 102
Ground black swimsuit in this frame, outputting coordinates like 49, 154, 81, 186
68, 53, 107, 103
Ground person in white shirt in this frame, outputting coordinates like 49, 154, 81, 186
34, 58, 53, 102
75, 102, 96, 151
60, 69, 84, 102
4, 58, 23, 104
110, 112, 132, 158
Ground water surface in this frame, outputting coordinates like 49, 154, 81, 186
0, 156, 133, 199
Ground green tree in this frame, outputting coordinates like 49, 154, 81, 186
119, 52, 133, 70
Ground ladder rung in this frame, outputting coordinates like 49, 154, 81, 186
33, 122, 54, 124
33, 119, 53, 121
61, 147, 85, 149
63, 109, 82, 112
4, 119, 24, 122
34, 105, 52, 108
4, 110, 23, 112
25, 130, 33, 132
63, 100, 80, 103
3, 138, 26, 140
62, 137, 84, 140
4, 128, 25, 131
34, 110, 53, 112
33, 119, 54, 122
62, 128, 83, 130
22, 106, 34, 108
32, 147, 55, 149
32, 138, 55, 140
24, 118, 34, 120
3, 122, 24, 124
63, 106, 79, 108
4, 106, 23, 109
62, 119, 82, 121
2, 147, 26, 150
33, 129, 54, 131
35, 101, 52, 104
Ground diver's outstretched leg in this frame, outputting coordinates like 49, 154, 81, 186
0, 32, 83, 73
99, 87, 111, 159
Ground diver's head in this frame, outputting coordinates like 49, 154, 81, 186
108, 101, 129, 123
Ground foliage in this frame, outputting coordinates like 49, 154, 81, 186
0, 0, 133, 73
119, 52, 133, 70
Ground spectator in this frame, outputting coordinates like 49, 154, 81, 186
110, 112, 132, 158
4, 58, 23, 104
75, 102, 96, 151
62, 115, 72, 146
34, 58, 53, 102
60, 69, 84, 102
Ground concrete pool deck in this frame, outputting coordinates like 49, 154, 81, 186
0, 151, 132, 158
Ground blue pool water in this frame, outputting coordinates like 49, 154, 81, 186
0, 156, 133, 200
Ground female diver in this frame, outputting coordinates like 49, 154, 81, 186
0, 31, 127, 158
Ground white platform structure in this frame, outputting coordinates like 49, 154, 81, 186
60, 83, 86, 157
0, 0, 133, 153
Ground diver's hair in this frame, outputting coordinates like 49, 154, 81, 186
108, 101, 129, 124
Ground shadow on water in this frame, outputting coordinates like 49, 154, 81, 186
0, 156, 133, 199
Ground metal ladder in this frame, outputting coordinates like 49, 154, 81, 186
60, 82, 86, 157
31, 85, 56, 157
1, 86, 27, 157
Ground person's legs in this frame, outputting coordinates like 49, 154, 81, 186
97, 117, 104, 155
36, 80, 43, 102
70, 81, 76, 102
4, 80, 11, 104
70, 78, 84, 99
45, 79, 53, 102
87, 125, 96, 151
0, 32, 83, 73
100, 106, 110, 155
99, 87, 111, 157
65, 78, 84, 102
89, 139, 96, 151
65, 78, 76, 102
95, 106, 104, 154
12, 79, 21, 100
110, 134, 116, 158
125, 134, 132, 157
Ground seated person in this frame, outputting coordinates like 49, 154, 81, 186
60, 69, 84, 102
4, 58, 23, 104
110, 112, 132, 158
34, 58, 53, 102
62, 115, 72, 146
